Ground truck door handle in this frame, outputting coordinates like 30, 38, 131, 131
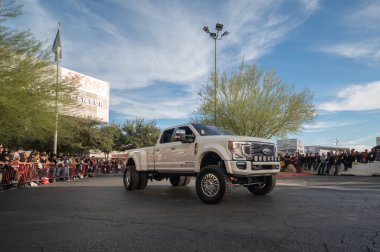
170, 147, 176, 150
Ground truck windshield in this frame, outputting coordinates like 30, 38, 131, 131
192, 124, 232, 136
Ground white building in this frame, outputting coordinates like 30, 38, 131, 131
61, 67, 110, 122
277, 139, 304, 155
304, 145, 349, 154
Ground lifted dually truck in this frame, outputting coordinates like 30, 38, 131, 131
123, 124, 280, 204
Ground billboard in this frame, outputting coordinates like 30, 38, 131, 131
61, 67, 110, 122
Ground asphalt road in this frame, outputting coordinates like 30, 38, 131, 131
1, 174, 380, 252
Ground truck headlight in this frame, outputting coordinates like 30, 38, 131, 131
228, 141, 251, 160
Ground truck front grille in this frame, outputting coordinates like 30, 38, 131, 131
250, 142, 278, 162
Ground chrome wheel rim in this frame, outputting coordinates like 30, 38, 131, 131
201, 173, 220, 197
124, 170, 131, 188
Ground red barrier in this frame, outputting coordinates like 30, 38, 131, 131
1, 162, 93, 189
1, 169, 16, 186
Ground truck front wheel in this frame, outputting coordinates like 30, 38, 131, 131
196, 165, 231, 204
123, 165, 140, 191
247, 175, 276, 195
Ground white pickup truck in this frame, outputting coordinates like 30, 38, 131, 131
124, 124, 280, 204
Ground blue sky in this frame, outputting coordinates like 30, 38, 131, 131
5, 0, 380, 150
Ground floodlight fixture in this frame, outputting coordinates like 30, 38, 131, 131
215, 23, 223, 31
221, 31, 229, 37
203, 26, 209, 33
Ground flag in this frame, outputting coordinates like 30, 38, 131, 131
52, 28, 62, 61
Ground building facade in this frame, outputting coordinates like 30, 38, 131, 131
304, 146, 350, 154
61, 67, 110, 122
377, 137, 380, 146
277, 139, 304, 155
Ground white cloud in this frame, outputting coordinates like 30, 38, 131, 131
304, 121, 361, 132
344, 134, 379, 151
346, 2, 380, 32
110, 93, 197, 120
321, 41, 380, 61
299, 0, 320, 14
223, 0, 320, 64
5, 0, 57, 42
319, 81, 380, 112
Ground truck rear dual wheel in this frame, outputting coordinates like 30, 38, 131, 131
138, 173, 148, 190
247, 175, 276, 195
123, 165, 148, 191
196, 165, 231, 204
169, 176, 191, 187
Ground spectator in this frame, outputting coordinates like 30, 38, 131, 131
1, 148, 10, 162
49, 154, 58, 181
368, 148, 376, 162
19, 150, 26, 162
37, 158, 48, 178
27, 153, 36, 163
63, 156, 71, 181
361, 149, 369, 163
284, 153, 290, 171
333, 151, 342, 175
314, 153, 321, 171
325, 152, 334, 175
317, 153, 327, 175
56, 157, 64, 180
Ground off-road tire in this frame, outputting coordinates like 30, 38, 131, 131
137, 172, 148, 190
247, 175, 276, 195
169, 176, 185, 186
196, 165, 231, 204
182, 176, 191, 186
123, 165, 140, 191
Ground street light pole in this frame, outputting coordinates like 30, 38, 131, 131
203, 23, 229, 126
214, 37, 217, 125
335, 138, 339, 153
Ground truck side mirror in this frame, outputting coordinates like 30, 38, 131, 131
174, 129, 186, 142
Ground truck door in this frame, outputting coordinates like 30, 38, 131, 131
154, 128, 176, 171
171, 126, 196, 172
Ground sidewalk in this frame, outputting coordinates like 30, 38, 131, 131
277, 161, 380, 177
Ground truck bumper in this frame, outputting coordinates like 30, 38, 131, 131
224, 160, 280, 177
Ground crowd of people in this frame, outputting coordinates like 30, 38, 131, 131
0, 145, 127, 191
278, 148, 378, 175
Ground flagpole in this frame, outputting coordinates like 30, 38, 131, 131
53, 54, 58, 155
53, 21, 61, 155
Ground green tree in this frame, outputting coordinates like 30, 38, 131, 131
96, 123, 120, 159
120, 118, 161, 149
56, 116, 101, 154
0, 0, 78, 148
196, 62, 316, 138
